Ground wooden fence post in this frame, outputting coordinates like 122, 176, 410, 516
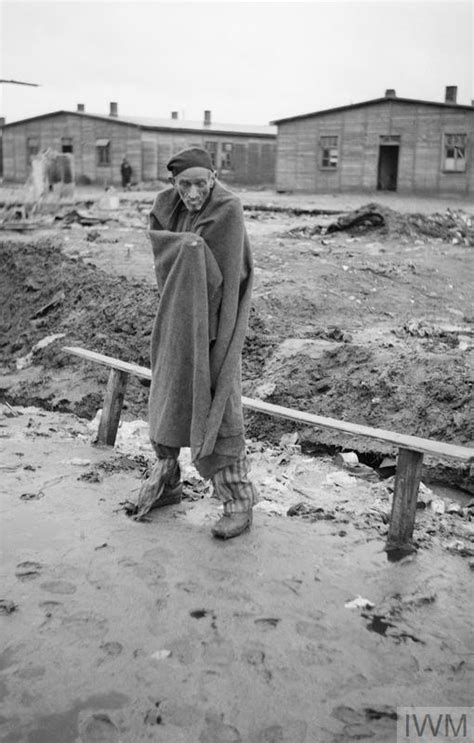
385, 447, 424, 560
97, 369, 129, 446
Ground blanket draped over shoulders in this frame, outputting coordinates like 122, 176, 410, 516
148, 181, 253, 479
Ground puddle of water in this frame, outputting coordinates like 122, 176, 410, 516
2, 692, 129, 743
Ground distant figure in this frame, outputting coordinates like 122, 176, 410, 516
120, 157, 132, 190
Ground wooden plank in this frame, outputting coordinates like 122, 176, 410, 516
240, 396, 474, 462
97, 368, 129, 445
63, 346, 474, 462
386, 448, 424, 559
64, 346, 151, 379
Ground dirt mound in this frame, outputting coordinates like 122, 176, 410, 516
288, 203, 474, 245
0, 236, 275, 417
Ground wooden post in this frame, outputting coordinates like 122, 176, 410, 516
97, 369, 129, 446
385, 447, 424, 560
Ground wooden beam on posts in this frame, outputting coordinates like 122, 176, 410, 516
385, 447, 424, 560
97, 368, 129, 446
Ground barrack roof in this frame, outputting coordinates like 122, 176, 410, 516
271, 96, 474, 125
3, 109, 276, 138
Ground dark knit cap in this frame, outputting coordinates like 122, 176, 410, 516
167, 147, 214, 176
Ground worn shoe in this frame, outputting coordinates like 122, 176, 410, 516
211, 511, 252, 540
150, 483, 182, 509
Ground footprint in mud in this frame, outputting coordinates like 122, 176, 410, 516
165, 637, 197, 665
250, 719, 308, 742
40, 580, 77, 595
0, 646, 21, 672
117, 556, 167, 588
176, 580, 202, 593
100, 642, 123, 657
15, 561, 43, 581
242, 645, 272, 683
330, 705, 397, 741
61, 611, 108, 640
199, 712, 242, 743
79, 713, 121, 742
254, 617, 280, 631
295, 642, 339, 668
16, 666, 46, 680
295, 620, 327, 641
202, 636, 235, 666
142, 546, 174, 562
158, 700, 202, 728
39, 600, 64, 618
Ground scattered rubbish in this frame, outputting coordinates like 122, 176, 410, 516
53, 209, 112, 227
344, 596, 375, 610
254, 381, 276, 399
2, 402, 19, 417
98, 187, 120, 210
286, 203, 474, 245
325, 471, 358, 487
86, 229, 101, 242
446, 502, 463, 516
68, 458, 92, 467
279, 431, 299, 448
254, 499, 287, 516
150, 649, 172, 661
0, 599, 18, 614
32, 292, 66, 320
445, 540, 474, 557
339, 461, 379, 482
334, 451, 359, 466
287, 502, 335, 520
430, 497, 446, 515
15, 332, 66, 369
19, 490, 45, 501
378, 457, 397, 474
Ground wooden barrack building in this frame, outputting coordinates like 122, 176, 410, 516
272, 87, 474, 196
1, 103, 276, 188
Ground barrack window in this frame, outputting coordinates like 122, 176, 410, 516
443, 133, 466, 172
96, 139, 110, 166
221, 142, 234, 170
320, 135, 338, 169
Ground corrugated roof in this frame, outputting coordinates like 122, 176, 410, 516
272, 96, 474, 125
3, 109, 276, 137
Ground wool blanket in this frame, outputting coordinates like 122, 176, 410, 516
148, 181, 253, 478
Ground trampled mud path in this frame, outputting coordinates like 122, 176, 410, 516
0, 406, 472, 742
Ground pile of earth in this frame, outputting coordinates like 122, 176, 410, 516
0, 236, 275, 418
1, 235, 472, 490
287, 202, 474, 245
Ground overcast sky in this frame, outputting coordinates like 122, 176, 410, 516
1, 0, 472, 126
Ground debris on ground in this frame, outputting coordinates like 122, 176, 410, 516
0, 599, 18, 614
286, 202, 474, 245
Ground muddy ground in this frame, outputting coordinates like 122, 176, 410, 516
0, 404, 473, 743
1, 189, 473, 488
0, 187, 474, 742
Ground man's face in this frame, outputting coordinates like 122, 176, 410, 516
172, 166, 215, 212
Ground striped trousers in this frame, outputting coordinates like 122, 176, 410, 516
153, 444, 258, 514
